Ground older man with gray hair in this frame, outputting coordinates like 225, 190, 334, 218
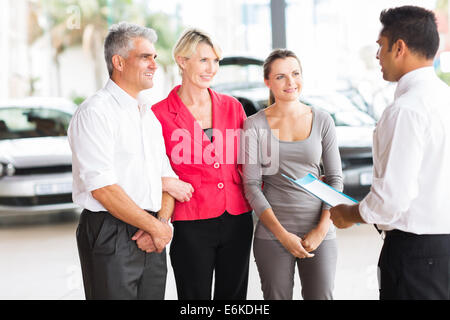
68, 22, 177, 299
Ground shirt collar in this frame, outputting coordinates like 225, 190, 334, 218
394, 66, 435, 100
105, 78, 139, 110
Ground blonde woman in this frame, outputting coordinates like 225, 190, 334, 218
152, 28, 253, 300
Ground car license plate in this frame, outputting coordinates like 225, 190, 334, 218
359, 172, 373, 186
35, 182, 72, 195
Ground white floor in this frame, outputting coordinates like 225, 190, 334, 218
0, 212, 383, 300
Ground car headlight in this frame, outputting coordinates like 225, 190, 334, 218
0, 162, 15, 178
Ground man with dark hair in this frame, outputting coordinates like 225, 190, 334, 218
330, 6, 450, 300
378, 5, 439, 60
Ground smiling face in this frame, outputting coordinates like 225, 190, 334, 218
264, 57, 303, 103
120, 37, 158, 96
178, 42, 219, 89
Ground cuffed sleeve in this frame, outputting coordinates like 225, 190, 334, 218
161, 152, 178, 179
68, 108, 118, 192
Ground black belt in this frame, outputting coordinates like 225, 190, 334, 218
384, 229, 450, 238
374, 224, 382, 234
81, 209, 158, 220
80, 209, 158, 239
375, 226, 417, 240
385, 229, 418, 237
375, 226, 421, 238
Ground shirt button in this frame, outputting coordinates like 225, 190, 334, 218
217, 182, 224, 189
214, 162, 220, 169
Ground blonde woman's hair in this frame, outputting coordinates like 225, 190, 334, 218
172, 28, 222, 74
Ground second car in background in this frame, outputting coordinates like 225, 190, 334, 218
0, 97, 79, 216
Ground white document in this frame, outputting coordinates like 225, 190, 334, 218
282, 173, 358, 207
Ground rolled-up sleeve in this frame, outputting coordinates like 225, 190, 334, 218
161, 152, 178, 179
68, 108, 118, 192
240, 119, 272, 217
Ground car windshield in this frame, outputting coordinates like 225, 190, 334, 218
0, 107, 72, 140
302, 95, 376, 127
213, 63, 264, 90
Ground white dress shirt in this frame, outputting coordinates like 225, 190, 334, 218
68, 79, 177, 212
359, 67, 450, 234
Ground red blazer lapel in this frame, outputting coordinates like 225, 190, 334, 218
169, 86, 211, 150
209, 88, 225, 163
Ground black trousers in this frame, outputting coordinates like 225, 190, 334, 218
378, 229, 450, 300
170, 211, 254, 300
76, 210, 167, 300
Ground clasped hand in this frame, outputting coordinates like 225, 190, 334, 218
132, 219, 172, 253
280, 227, 327, 259
279, 232, 315, 259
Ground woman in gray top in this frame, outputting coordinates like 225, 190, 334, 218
241, 49, 343, 300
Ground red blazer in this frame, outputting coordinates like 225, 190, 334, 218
152, 85, 252, 221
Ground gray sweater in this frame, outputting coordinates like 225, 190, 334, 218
241, 107, 343, 240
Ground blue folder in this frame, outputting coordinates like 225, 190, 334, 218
282, 173, 358, 207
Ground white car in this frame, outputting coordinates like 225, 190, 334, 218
0, 97, 79, 216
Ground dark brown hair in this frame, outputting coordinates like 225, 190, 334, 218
380, 6, 439, 60
263, 49, 303, 106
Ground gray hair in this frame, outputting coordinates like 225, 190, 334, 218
104, 21, 158, 76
